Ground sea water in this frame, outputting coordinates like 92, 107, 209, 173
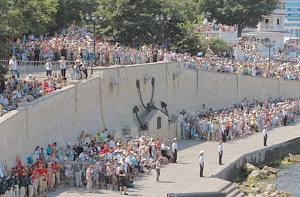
263, 163, 300, 196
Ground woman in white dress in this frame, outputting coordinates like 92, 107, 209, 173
64, 158, 72, 185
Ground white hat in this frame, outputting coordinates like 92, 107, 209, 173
116, 143, 120, 146
173, 138, 177, 141
200, 150, 204, 154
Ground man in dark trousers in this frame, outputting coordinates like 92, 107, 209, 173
263, 125, 268, 146
61, 45, 67, 60
218, 141, 223, 165
19, 171, 27, 197
199, 150, 204, 177
221, 122, 226, 142
6, 173, 14, 197
34, 47, 40, 66
0, 177, 7, 197
172, 138, 178, 163
283, 108, 288, 126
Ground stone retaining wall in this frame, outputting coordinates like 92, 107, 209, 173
214, 137, 300, 181
1, 61, 300, 168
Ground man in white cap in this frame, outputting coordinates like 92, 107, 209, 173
218, 141, 223, 165
263, 125, 267, 146
172, 138, 178, 163
199, 150, 204, 177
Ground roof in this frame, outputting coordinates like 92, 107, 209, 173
242, 31, 292, 36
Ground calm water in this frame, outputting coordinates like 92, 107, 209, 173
263, 163, 300, 196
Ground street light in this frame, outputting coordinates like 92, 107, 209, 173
262, 38, 276, 70
156, 14, 172, 47
202, 12, 211, 17
85, 13, 104, 74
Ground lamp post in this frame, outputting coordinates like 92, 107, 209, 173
202, 12, 211, 18
156, 14, 172, 47
85, 13, 104, 74
262, 38, 276, 70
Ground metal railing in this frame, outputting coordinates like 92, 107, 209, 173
167, 192, 226, 197
0, 60, 92, 80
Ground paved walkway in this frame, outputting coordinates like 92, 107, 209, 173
47, 120, 300, 197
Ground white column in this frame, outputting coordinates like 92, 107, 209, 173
258, 22, 261, 31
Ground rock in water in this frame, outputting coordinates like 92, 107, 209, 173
260, 169, 270, 177
243, 163, 259, 175
289, 153, 300, 162
250, 187, 261, 195
256, 182, 268, 190
263, 165, 277, 174
265, 184, 277, 193
283, 157, 290, 162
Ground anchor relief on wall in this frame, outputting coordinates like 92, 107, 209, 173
133, 77, 169, 130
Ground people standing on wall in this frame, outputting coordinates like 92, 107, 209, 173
199, 150, 204, 177
34, 47, 40, 66
263, 125, 268, 146
58, 56, 67, 78
45, 59, 53, 77
9, 56, 20, 78
218, 141, 223, 165
221, 122, 226, 143
283, 107, 288, 126
172, 138, 178, 163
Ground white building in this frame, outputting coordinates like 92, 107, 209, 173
242, 0, 290, 51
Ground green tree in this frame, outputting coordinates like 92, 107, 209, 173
206, 36, 229, 55
198, 0, 277, 36
0, 65, 8, 77
54, 0, 98, 31
17, 0, 59, 35
176, 21, 207, 55
96, 0, 166, 45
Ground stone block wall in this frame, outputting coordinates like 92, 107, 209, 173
1, 61, 300, 168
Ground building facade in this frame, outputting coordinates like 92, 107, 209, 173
242, 0, 290, 51
285, 0, 300, 38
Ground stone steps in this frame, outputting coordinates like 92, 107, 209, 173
227, 189, 244, 197
218, 182, 245, 197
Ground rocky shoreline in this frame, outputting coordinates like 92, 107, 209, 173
234, 163, 291, 197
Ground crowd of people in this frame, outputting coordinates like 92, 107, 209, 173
184, 37, 300, 81
9, 25, 169, 67
181, 98, 299, 142
0, 71, 67, 117
195, 19, 238, 33
0, 129, 178, 197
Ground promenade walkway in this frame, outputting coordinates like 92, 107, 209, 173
48, 121, 300, 197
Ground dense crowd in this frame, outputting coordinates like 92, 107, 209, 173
195, 19, 238, 33
10, 25, 169, 67
181, 98, 299, 142
0, 129, 176, 197
184, 38, 300, 81
0, 72, 67, 117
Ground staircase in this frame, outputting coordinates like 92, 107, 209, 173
219, 182, 245, 197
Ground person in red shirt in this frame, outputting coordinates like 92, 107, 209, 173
52, 163, 60, 188
38, 164, 47, 195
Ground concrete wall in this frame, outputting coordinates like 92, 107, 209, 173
214, 137, 300, 181
1, 61, 300, 168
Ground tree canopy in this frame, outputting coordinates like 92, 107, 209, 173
0, 0, 277, 57
198, 0, 277, 36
